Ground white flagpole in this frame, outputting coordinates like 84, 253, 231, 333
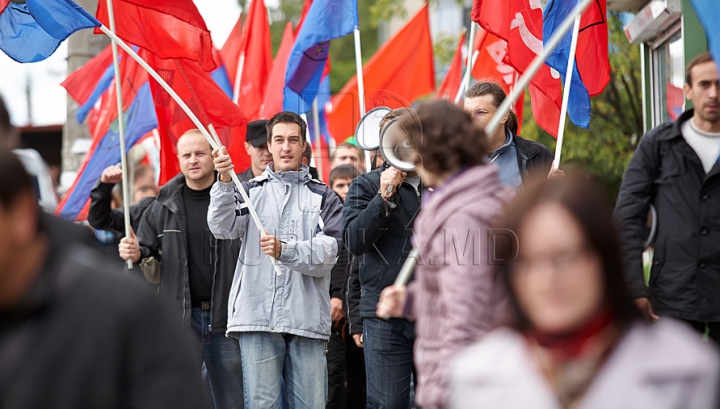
454, 50, 479, 104
354, 25, 372, 172
553, 15, 581, 170
462, 22, 478, 96
484, 0, 592, 138
99, 25, 283, 276
232, 54, 245, 104
106, 0, 132, 269
311, 98, 324, 181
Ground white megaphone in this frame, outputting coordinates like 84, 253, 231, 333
378, 117, 416, 172
355, 106, 392, 151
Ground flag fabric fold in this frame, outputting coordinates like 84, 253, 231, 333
283, 0, 358, 114
327, 4, 435, 141
145, 51, 248, 184
0, 0, 100, 63
95, 0, 216, 71
544, 0, 609, 128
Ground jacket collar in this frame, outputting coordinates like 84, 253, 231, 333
656, 109, 694, 141
155, 173, 188, 213
265, 163, 311, 185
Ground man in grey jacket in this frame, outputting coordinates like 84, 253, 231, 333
209, 111, 344, 409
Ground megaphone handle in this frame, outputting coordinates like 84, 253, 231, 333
385, 184, 394, 196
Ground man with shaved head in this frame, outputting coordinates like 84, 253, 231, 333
119, 130, 244, 409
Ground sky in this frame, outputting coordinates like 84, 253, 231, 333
0, 0, 254, 127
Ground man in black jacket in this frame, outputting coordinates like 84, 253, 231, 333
344, 146, 422, 409
0, 146, 207, 409
464, 82, 554, 188
615, 52, 720, 341
119, 130, 243, 408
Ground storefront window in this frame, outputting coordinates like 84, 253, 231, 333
652, 31, 684, 125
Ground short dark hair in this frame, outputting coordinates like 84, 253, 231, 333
329, 164, 360, 187
303, 142, 312, 161
496, 172, 642, 332
686, 52, 715, 85
331, 142, 363, 162
402, 100, 488, 175
266, 111, 307, 144
465, 81, 519, 134
0, 146, 33, 209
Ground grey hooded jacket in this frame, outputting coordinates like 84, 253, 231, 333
208, 164, 343, 340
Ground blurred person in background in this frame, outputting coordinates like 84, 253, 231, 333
376, 100, 510, 408
332, 142, 365, 174
450, 173, 720, 409
0, 145, 208, 409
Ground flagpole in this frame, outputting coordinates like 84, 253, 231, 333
106, 0, 133, 269
311, 98, 324, 181
99, 25, 283, 276
454, 50, 479, 104
484, 0, 592, 138
353, 26, 372, 172
553, 15, 581, 170
462, 22, 477, 95
232, 54, 245, 104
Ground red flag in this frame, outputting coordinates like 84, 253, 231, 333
327, 5, 435, 141
0, 0, 9, 14
436, 31, 466, 101
260, 22, 295, 119
235, 0, 272, 120
95, 0, 216, 72
472, 0, 562, 137
471, 28, 524, 134
61, 45, 113, 104
144, 51, 248, 184
220, 14, 243, 88
577, 0, 609, 97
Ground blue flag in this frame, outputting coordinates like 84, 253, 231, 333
307, 76, 333, 143
77, 63, 115, 123
0, 0, 100, 63
543, 0, 591, 129
58, 83, 157, 221
689, 0, 720, 66
283, 0, 358, 114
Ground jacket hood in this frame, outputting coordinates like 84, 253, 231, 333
419, 164, 511, 242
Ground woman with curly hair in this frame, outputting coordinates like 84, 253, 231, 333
376, 99, 510, 408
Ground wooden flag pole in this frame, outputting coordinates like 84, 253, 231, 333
484, 0, 593, 138
106, 0, 132, 269
99, 26, 283, 276
553, 15, 582, 170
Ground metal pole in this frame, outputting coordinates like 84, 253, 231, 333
106, 0, 133, 269
462, 22, 478, 95
311, 98, 324, 181
552, 15, 582, 170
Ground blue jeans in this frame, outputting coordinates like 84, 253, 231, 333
363, 318, 415, 409
238, 332, 327, 409
191, 307, 244, 409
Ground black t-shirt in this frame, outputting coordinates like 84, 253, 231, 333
182, 184, 214, 303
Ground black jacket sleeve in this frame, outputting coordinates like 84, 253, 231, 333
330, 245, 350, 300
343, 172, 395, 256
345, 255, 363, 335
614, 130, 664, 299
88, 181, 124, 233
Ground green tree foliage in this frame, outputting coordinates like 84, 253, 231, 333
520, 11, 642, 198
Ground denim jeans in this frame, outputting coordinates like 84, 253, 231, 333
191, 307, 244, 409
238, 332, 327, 409
363, 317, 415, 409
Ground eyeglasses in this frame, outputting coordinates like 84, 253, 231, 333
511, 246, 592, 276
472, 109, 495, 118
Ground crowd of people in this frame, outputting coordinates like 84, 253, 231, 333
1, 52, 720, 409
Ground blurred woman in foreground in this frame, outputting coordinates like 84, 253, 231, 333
449, 174, 720, 409
376, 100, 509, 408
